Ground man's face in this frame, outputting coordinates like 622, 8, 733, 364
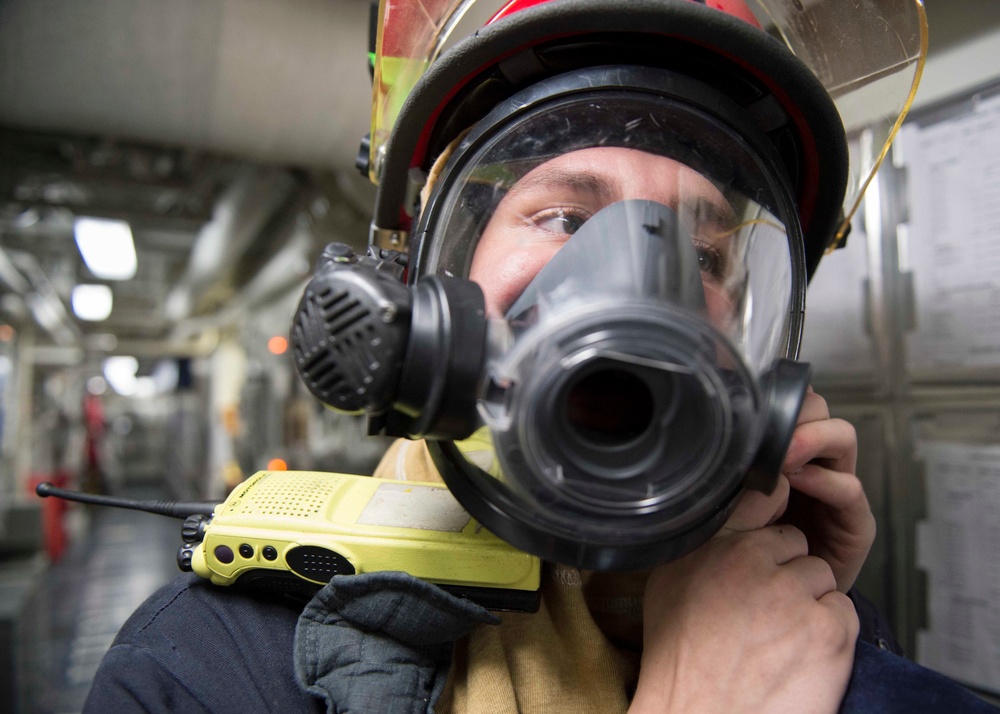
468, 147, 739, 327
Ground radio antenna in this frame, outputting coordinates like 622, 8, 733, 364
35, 482, 217, 518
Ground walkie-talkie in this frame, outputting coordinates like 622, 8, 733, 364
36, 470, 541, 612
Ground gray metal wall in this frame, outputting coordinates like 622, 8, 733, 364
801, 73, 1000, 700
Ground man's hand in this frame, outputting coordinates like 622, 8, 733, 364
629, 390, 870, 713
630, 525, 858, 714
780, 389, 876, 592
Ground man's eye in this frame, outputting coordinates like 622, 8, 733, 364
532, 209, 588, 235
694, 241, 726, 279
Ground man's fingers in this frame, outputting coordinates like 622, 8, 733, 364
726, 523, 809, 566
784, 554, 839, 600
784, 418, 857, 475
817, 589, 862, 642
796, 388, 830, 424
767, 524, 810, 564
729, 529, 841, 600
785, 463, 870, 513
723, 475, 790, 532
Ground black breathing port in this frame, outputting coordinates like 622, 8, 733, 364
744, 359, 812, 493
549, 358, 716, 483
386, 275, 488, 440
290, 244, 413, 415
563, 367, 655, 448
458, 299, 759, 571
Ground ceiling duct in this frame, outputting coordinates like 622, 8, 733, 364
165, 165, 300, 320
0, 0, 373, 174
0, 245, 80, 346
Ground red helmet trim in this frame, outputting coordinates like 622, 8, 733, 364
489, 0, 762, 29
488, 0, 556, 25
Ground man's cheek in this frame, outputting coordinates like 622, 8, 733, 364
473, 249, 556, 317
704, 284, 737, 333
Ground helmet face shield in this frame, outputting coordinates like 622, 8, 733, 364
370, 0, 927, 251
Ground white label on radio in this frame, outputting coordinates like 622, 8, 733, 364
357, 483, 471, 532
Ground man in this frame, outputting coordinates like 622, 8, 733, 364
362, 129, 874, 710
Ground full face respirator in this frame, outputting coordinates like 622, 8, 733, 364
292, 66, 815, 570
290, 0, 927, 571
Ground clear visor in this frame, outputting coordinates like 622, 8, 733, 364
419, 95, 798, 377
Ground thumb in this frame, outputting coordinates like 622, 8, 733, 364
719, 475, 790, 535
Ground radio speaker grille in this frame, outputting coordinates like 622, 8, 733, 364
234, 472, 342, 518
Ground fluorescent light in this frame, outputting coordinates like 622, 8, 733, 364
71, 284, 113, 321
103, 355, 139, 396
134, 377, 157, 398
73, 217, 137, 280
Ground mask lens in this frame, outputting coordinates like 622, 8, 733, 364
420, 91, 796, 376
417, 82, 806, 568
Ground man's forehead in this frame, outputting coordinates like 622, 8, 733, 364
502, 147, 728, 204
522, 146, 690, 176
505, 164, 617, 202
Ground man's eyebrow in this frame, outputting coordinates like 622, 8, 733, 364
688, 196, 738, 231
506, 168, 619, 203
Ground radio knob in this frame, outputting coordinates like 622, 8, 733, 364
177, 543, 195, 572
181, 514, 210, 543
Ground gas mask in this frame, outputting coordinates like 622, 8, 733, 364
292, 68, 816, 570
292, 0, 926, 570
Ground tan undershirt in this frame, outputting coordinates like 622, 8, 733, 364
373, 439, 649, 714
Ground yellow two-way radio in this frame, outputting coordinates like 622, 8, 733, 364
36, 471, 541, 612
